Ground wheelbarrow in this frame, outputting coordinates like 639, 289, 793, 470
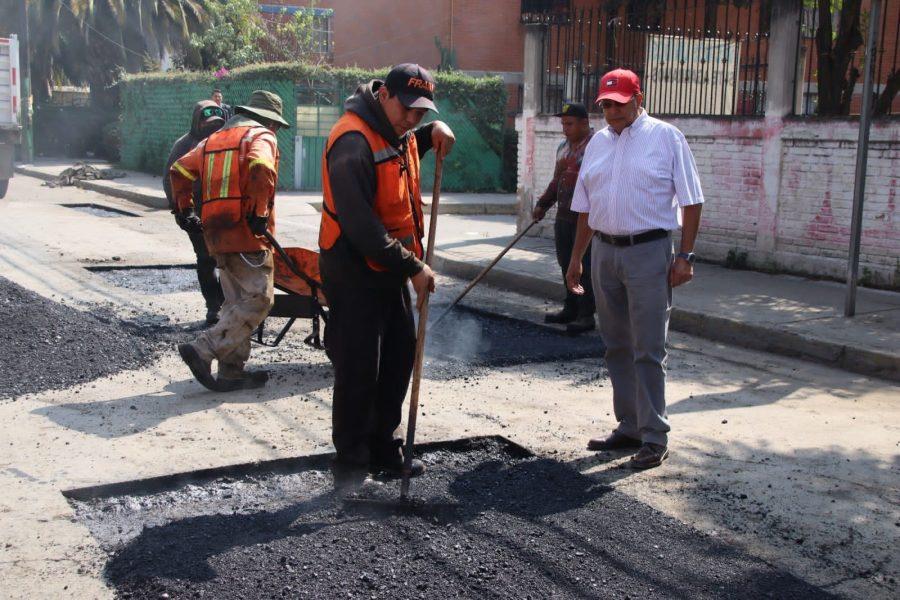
254, 232, 328, 349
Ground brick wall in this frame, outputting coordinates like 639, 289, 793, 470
275, 0, 524, 73
517, 114, 900, 287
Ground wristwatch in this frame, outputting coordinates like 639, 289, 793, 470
676, 252, 696, 264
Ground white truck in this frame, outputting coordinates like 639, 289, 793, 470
0, 35, 22, 199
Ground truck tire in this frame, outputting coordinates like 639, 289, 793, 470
0, 179, 7, 199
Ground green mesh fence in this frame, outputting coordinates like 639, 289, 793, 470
119, 79, 296, 189
418, 103, 502, 192
293, 84, 502, 192
120, 71, 504, 192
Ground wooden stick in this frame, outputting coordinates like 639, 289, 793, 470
400, 156, 443, 499
432, 219, 538, 328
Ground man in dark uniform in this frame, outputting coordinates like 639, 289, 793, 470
319, 64, 455, 485
163, 101, 227, 325
533, 102, 596, 334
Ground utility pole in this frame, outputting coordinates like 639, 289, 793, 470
17, 0, 32, 162
844, 0, 880, 317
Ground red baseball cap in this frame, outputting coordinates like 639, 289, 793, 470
595, 69, 641, 104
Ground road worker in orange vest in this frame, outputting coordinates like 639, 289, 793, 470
319, 64, 455, 486
169, 90, 289, 392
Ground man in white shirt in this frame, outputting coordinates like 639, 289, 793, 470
566, 69, 703, 469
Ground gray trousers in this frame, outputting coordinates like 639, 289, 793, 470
591, 234, 673, 446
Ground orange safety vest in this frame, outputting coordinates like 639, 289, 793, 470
319, 112, 424, 272
199, 124, 278, 233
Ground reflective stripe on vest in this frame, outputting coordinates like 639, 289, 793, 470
198, 125, 271, 227
319, 112, 424, 273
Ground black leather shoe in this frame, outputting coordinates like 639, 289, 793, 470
587, 431, 642, 451
566, 315, 595, 335
177, 343, 218, 391
545, 308, 577, 324
628, 443, 669, 469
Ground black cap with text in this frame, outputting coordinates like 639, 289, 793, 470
385, 63, 439, 113
554, 102, 589, 118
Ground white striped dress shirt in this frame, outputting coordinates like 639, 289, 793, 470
570, 110, 704, 235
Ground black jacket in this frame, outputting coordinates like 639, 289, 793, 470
163, 101, 225, 213
320, 80, 434, 288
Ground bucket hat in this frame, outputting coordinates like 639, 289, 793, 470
235, 90, 290, 128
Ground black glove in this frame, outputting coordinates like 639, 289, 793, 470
247, 214, 268, 237
175, 211, 202, 234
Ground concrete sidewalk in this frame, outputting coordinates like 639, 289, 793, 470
14, 160, 517, 215
13, 162, 899, 381
435, 232, 900, 382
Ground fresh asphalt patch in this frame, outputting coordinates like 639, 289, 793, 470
61, 203, 140, 218
86, 265, 200, 295
424, 304, 605, 379
0, 276, 172, 400
69, 437, 827, 599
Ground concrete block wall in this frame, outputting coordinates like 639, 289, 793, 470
517, 114, 900, 287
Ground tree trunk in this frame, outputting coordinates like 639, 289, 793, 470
873, 69, 900, 116
816, 0, 864, 116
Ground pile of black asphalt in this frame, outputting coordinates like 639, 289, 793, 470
74, 437, 827, 599
0, 276, 175, 400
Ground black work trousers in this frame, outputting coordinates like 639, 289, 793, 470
555, 218, 595, 317
186, 228, 224, 312
324, 280, 416, 466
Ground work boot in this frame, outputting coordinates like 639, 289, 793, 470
215, 370, 269, 392
331, 458, 369, 491
205, 308, 220, 326
370, 440, 425, 479
566, 314, 595, 335
177, 343, 218, 391
545, 306, 577, 324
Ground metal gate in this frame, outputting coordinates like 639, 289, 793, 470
294, 83, 350, 191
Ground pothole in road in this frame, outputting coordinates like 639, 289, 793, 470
425, 304, 605, 370
62, 203, 140, 218
85, 264, 198, 294
66, 436, 826, 600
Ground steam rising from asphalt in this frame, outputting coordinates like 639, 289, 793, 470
424, 306, 486, 364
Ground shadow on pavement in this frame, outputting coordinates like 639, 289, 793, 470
32, 362, 333, 438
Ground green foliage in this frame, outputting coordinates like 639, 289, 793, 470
29, 0, 206, 105
178, 1, 326, 70
434, 37, 457, 72
178, 0, 267, 70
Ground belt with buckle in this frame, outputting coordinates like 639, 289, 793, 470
595, 229, 668, 247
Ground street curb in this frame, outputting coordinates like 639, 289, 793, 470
15, 165, 168, 210
433, 250, 900, 382
16, 166, 517, 216
307, 200, 517, 216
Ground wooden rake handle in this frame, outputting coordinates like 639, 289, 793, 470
400, 156, 443, 499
